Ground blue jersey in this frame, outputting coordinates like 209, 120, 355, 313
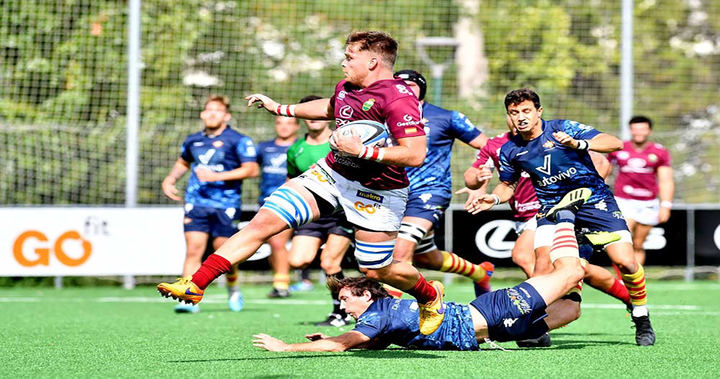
352, 298, 478, 351
256, 139, 292, 203
498, 119, 612, 207
180, 126, 257, 209
406, 102, 482, 196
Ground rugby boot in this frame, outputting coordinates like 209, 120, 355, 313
474, 261, 495, 297
228, 290, 244, 312
418, 280, 446, 335
545, 188, 592, 223
516, 333, 552, 348
157, 276, 204, 305
632, 313, 656, 346
314, 313, 353, 327
267, 288, 291, 298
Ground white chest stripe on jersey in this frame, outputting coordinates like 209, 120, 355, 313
536, 155, 552, 175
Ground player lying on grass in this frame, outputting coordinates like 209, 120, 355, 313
253, 189, 590, 352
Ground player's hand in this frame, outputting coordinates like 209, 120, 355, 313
194, 167, 221, 182
245, 93, 279, 114
455, 187, 486, 203
305, 333, 330, 341
658, 207, 671, 223
161, 176, 182, 201
465, 194, 498, 215
333, 129, 363, 157
474, 166, 493, 183
552, 131, 578, 148
252, 333, 289, 352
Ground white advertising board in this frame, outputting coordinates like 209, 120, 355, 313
0, 207, 186, 276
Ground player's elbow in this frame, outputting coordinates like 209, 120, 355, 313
406, 151, 426, 167
464, 168, 481, 189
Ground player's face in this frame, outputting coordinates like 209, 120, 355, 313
304, 119, 330, 133
201, 101, 230, 129
275, 116, 299, 139
630, 122, 651, 144
507, 100, 542, 134
505, 114, 517, 135
338, 287, 373, 320
342, 43, 374, 86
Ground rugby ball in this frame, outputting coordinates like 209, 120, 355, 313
330, 120, 388, 150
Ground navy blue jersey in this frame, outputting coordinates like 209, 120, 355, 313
180, 126, 257, 209
406, 102, 482, 195
498, 119, 612, 207
256, 139, 292, 203
352, 298, 478, 351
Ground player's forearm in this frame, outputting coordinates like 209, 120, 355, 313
284, 339, 352, 352
216, 163, 260, 181
166, 160, 190, 181
492, 181, 516, 204
288, 98, 333, 120
585, 133, 623, 153
372, 136, 426, 167
658, 167, 674, 206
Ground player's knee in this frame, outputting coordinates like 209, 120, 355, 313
288, 255, 308, 269
320, 259, 340, 274
412, 253, 431, 268
362, 268, 380, 280
511, 250, 533, 270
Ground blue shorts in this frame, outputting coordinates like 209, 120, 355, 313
294, 211, 354, 240
403, 192, 450, 228
183, 205, 240, 238
469, 282, 549, 342
537, 196, 629, 232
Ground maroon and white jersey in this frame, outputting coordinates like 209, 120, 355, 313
326, 79, 425, 190
608, 141, 671, 201
472, 132, 540, 221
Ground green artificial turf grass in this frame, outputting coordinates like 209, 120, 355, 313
3, 280, 719, 378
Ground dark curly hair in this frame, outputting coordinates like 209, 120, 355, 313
504, 88, 541, 111
327, 276, 390, 300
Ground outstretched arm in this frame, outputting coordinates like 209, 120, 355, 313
657, 166, 674, 223
553, 132, 623, 153
253, 331, 371, 352
245, 94, 333, 120
465, 180, 516, 215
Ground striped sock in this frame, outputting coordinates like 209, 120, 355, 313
550, 222, 580, 262
383, 283, 404, 299
439, 251, 487, 282
226, 270, 238, 292
273, 273, 290, 291
622, 264, 647, 306
406, 274, 437, 304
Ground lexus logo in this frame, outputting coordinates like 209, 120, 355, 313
474, 220, 516, 259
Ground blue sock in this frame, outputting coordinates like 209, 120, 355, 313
555, 209, 576, 223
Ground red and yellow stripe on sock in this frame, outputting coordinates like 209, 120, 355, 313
273, 273, 290, 291
225, 271, 239, 288
383, 283, 404, 299
439, 251, 487, 282
622, 264, 647, 306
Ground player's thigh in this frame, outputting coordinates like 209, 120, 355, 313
289, 235, 322, 267
353, 229, 397, 270
268, 229, 293, 251
543, 299, 581, 330
321, 234, 352, 265
261, 178, 328, 230
605, 241, 638, 272
184, 231, 209, 256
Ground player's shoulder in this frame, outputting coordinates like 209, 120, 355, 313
422, 102, 451, 117
371, 78, 418, 102
256, 139, 275, 149
651, 141, 668, 151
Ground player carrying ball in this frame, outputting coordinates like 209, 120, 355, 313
157, 31, 448, 335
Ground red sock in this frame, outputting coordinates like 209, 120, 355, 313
607, 278, 631, 305
191, 254, 232, 290
612, 264, 623, 280
406, 274, 437, 304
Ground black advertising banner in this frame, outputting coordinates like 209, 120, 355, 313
450, 208, 696, 267
693, 210, 720, 265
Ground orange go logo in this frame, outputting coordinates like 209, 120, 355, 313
311, 170, 328, 183
13, 230, 92, 267
354, 201, 377, 214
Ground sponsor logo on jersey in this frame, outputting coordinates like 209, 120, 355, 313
337, 91, 347, 100
543, 140, 555, 149
356, 190, 384, 203
362, 98, 375, 111
339, 105, 353, 119
648, 153, 658, 163
212, 140, 224, 148
506, 288, 531, 314
397, 114, 422, 127
193, 141, 204, 146
198, 149, 216, 164
537, 167, 577, 187
419, 193, 433, 203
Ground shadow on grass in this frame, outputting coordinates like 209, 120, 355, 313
168, 349, 442, 363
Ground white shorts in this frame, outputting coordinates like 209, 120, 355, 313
514, 217, 537, 235
293, 159, 407, 232
615, 197, 660, 226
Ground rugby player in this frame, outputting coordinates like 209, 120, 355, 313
252, 190, 589, 352
160, 94, 259, 313
608, 115, 674, 265
256, 116, 298, 298
286, 95, 355, 327
390, 70, 494, 298
467, 89, 655, 346
158, 31, 448, 335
